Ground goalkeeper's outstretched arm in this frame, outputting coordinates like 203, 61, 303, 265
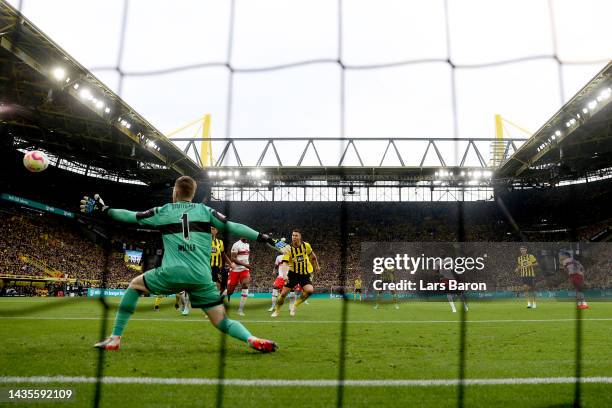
107, 208, 146, 224
210, 209, 285, 252
80, 194, 153, 224
210, 211, 259, 241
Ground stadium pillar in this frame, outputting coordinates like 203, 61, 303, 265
200, 114, 213, 167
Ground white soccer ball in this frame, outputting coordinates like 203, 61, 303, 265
23, 150, 49, 173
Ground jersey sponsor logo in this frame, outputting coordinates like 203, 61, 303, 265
171, 203, 196, 209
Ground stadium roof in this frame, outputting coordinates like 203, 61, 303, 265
497, 61, 612, 185
0, 1, 201, 184
181, 136, 524, 186
2, 0, 609, 190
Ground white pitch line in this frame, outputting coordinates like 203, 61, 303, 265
1, 316, 612, 324
1, 376, 611, 387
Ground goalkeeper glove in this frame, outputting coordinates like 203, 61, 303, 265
80, 194, 109, 215
257, 233, 290, 254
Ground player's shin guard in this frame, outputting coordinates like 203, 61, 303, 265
275, 293, 287, 312
295, 293, 309, 308
111, 288, 141, 337
217, 317, 252, 343
239, 289, 248, 311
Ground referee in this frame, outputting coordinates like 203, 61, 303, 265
514, 245, 538, 309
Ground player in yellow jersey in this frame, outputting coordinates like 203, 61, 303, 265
514, 246, 538, 309
374, 267, 399, 310
210, 226, 231, 292
354, 276, 362, 301
153, 295, 163, 311
153, 293, 188, 313
271, 229, 320, 317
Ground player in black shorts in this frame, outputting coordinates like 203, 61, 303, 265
271, 230, 320, 317
286, 271, 312, 289
220, 265, 229, 294
211, 226, 231, 292
514, 246, 538, 309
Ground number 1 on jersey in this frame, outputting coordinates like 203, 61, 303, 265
180, 213, 190, 240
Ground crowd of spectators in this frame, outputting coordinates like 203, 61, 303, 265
1, 199, 611, 295
209, 202, 611, 292
0, 211, 141, 286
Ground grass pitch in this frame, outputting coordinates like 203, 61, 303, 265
1, 297, 612, 407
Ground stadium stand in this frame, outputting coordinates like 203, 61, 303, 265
2, 170, 612, 295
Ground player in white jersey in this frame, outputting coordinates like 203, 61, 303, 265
224, 238, 252, 316
439, 267, 468, 313
560, 251, 589, 310
269, 253, 288, 312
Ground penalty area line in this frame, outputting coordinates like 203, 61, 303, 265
0, 376, 611, 387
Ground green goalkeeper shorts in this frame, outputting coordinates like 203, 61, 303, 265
143, 266, 223, 310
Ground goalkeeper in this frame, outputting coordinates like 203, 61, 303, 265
83, 176, 283, 353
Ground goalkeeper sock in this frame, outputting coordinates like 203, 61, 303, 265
238, 289, 248, 312
111, 288, 141, 337
217, 317, 252, 343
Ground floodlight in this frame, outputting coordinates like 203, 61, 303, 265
79, 88, 92, 100
52, 67, 66, 81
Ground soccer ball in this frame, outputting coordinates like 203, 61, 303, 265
23, 150, 49, 172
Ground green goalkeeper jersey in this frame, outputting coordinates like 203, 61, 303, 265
107, 201, 260, 285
